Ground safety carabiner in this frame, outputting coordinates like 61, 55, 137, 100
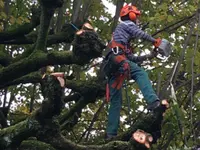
112, 47, 119, 55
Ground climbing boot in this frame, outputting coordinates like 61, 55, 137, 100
105, 133, 117, 140
147, 100, 161, 111
147, 99, 169, 112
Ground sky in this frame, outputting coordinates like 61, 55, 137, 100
102, 0, 116, 17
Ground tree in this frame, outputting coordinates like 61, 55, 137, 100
0, 0, 199, 150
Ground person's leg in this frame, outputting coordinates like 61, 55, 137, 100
128, 60, 159, 104
106, 75, 122, 136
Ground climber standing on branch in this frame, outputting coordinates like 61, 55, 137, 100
104, 4, 168, 139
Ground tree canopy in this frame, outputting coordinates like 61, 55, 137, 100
0, 0, 200, 150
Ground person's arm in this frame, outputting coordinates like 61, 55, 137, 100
126, 50, 157, 63
125, 21, 155, 43
125, 21, 162, 47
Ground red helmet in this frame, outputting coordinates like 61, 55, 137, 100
120, 5, 141, 21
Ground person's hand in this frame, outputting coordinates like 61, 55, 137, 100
147, 50, 158, 59
153, 38, 162, 47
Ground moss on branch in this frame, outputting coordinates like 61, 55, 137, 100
64, 78, 105, 99
0, 30, 104, 87
0, 72, 41, 89
0, 119, 41, 149
48, 133, 132, 150
34, 75, 64, 124
20, 139, 56, 150
73, 31, 106, 64
0, 51, 72, 87
35, 5, 54, 51
0, 23, 77, 45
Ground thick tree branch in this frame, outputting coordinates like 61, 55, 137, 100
0, 31, 105, 88
0, 119, 41, 149
0, 109, 8, 128
0, 7, 40, 42
59, 78, 105, 127
172, 18, 196, 84
63, 93, 81, 103
36, 0, 64, 51
71, 0, 82, 24
112, 0, 124, 32
20, 139, 56, 150
0, 51, 11, 66
47, 133, 131, 150
0, 24, 76, 45
0, 72, 41, 89
34, 75, 64, 124
35, 6, 55, 51
80, 0, 92, 22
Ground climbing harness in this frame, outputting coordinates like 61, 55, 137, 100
108, 39, 125, 50
112, 47, 119, 55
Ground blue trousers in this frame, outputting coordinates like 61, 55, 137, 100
106, 60, 158, 135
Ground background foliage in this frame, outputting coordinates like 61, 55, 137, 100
0, 0, 200, 150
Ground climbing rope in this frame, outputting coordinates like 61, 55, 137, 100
169, 61, 179, 104
124, 80, 131, 125
70, 22, 79, 31
169, 60, 187, 144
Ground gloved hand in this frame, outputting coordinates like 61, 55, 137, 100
153, 38, 162, 48
146, 50, 158, 59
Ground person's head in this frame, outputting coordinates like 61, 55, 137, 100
120, 5, 141, 24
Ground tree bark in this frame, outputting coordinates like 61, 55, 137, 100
111, 0, 124, 32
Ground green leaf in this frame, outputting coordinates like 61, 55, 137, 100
9, 16, 16, 24
0, 0, 4, 8
167, 15, 173, 22
194, 51, 200, 66
0, 12, 7, 19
